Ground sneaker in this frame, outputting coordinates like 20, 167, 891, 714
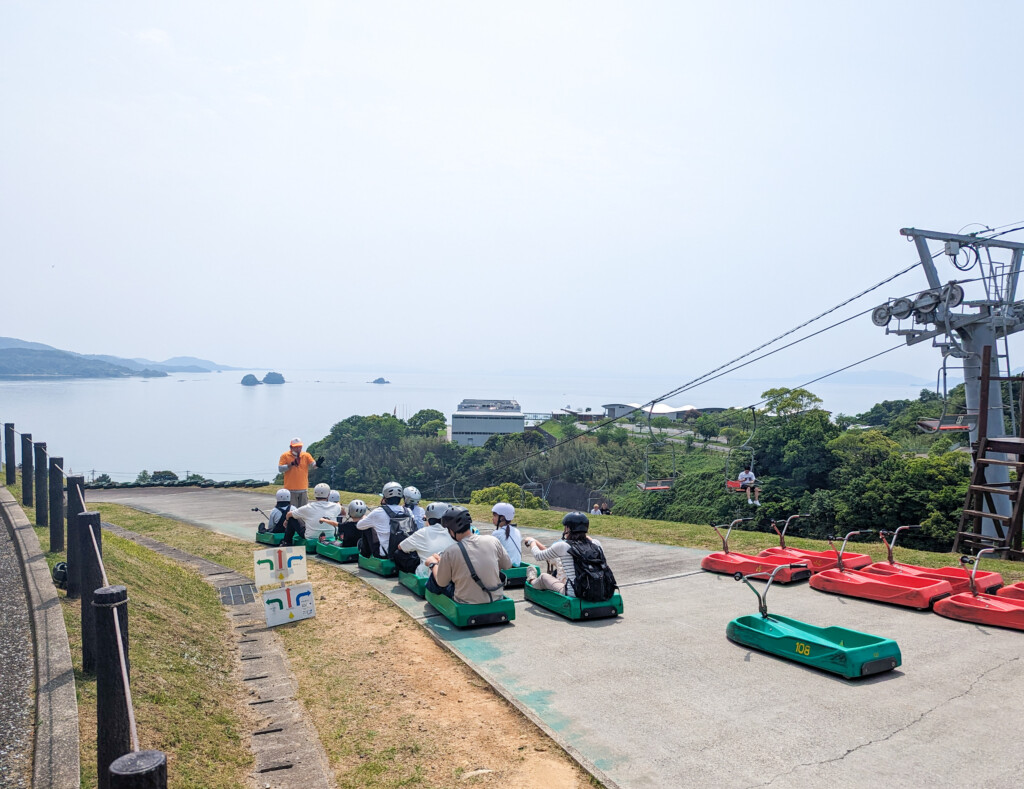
754, 500, 761, 506
526, 566, 538, 584
747, 498, 753, 505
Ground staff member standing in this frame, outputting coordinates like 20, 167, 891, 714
277, 438, 321, 507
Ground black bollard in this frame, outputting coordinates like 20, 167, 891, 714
66, 476, 86, 599
79, 512, 103, 674
4, 423, 14, 485
21, 432, 33, 507
49, 457, 65, 552
95, 584, 131, 789
109, 751, 166, 789
34, 442, 48, 528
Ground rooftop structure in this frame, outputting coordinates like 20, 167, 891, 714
602, 403, 699, 421
451, 398, 525, 446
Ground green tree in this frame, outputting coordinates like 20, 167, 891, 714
93, 473, 112, 484
469, 482, 548, 509
694, 415, 720, 442
135, 469, 151, 484
650, 416, 673, 430
151, 470, 179, 483
408, 409, 445, 431
761, 387, 823, 416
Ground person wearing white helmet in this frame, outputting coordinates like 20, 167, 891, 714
277, 438, 324, 507
403, 485, 425, 530
490, 502, 524, 567
258, 489, 295, 535
318, 498, 368, 548
395, 502, 455, 576
357, 481, 417, 559
283, 482, 341, 543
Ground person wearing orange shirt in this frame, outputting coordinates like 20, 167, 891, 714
277, 438, 322, 507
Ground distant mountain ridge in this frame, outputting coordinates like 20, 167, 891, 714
0, 336, 243, 378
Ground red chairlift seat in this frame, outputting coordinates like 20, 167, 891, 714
637, 478, 675, 492
916, 414, 976, 433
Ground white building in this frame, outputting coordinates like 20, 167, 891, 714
602, 402, 700, 421
450, 399, 525, 446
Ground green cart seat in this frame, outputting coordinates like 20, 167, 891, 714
316, 542, 360, 563
502, 563, 540, 589
726, 613, 901, 679
425, 589, 515, 627
358, 554, 398, 577
523, 583, 623, 620
398, 571, 428, 597
256, 531, 285, 546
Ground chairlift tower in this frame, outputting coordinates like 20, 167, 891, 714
872, 227, 1024, 538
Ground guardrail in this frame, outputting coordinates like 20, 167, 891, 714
3, 421, 167, 788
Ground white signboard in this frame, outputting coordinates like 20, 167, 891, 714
253, 545, 308, 587
262, 582, 316, 627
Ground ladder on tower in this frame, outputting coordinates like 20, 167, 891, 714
954, 345, 1024, 559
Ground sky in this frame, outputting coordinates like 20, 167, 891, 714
2, 1, 1024, 385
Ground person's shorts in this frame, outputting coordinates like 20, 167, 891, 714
739, 482, 757, 490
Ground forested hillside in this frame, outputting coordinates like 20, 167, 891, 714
306, 386, 977, 551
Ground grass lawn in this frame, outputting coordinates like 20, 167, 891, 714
6, 476, 254, 789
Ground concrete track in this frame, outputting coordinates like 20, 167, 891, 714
89, 488, 1024, 789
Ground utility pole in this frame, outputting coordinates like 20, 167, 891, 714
872, 227, 1024, 538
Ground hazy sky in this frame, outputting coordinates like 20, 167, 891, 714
3, 2, 1023, 385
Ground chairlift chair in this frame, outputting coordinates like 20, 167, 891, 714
917, 355, 978, 434
725, 407, 759, 493
637, 415, 678, 492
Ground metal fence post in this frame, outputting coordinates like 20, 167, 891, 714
49, 456, 65, 552
21, 432, 33, 506
66, 475, 86, 599
4, 423, 14, 485
109, 751, 166, 789
79, 511, 103, 674
34, 441, 48, 528
95, 584, 130, 789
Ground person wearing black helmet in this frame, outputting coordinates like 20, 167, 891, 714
424, 506, 512, 604
525, 511, 604, 597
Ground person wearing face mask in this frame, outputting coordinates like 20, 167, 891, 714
277, 438, 323, 507
524, 511, 604, 597
423, 506, 512, 603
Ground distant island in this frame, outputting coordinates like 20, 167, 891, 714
370, 377, 390, 384
0, 336, 244, 380
241, 372, 286, 386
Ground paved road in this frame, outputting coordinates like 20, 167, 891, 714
0, 502, 34, 789
90, 488, 1024, 789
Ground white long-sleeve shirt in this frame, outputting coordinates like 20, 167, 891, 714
530, 538, 602, 598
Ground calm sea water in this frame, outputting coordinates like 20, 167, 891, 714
0, 369, 927, 482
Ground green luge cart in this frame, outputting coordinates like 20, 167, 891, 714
425, 589, 515, 627
399, 570, 428, 597
316, 542, 360, 563
523, 583, 624, 620
301, 537, 320, 554
502, 563, 540, 589
727, 564, 901, 679
358, 554, 398, 577
255, 531, 285, 546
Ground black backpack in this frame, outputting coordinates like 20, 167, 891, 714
567, 541, 617, 602
383, 504, 417, 559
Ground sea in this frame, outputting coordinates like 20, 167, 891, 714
0, 368, 929, 482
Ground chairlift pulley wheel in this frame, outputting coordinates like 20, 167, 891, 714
871, 305, 892, 327
890, 298, 914, 320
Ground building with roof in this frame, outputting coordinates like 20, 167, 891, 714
450, 399, 525, 446
602, 402, 700, 421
